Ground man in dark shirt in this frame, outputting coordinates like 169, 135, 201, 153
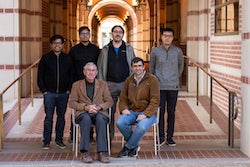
68, 26, 100, 144
69, 26, 100, 81
37, 34, 73, 150
97, 25, 136, 142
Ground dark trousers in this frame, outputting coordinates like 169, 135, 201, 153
69, 118, 94, 140
43, 92, 69, 144
107, 81, 124, 141
76, 112, 109, 153
159, 90, 178, 141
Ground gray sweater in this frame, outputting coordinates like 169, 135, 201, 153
150, 44, 184, 90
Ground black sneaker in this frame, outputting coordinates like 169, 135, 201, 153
56, 141, 66, 149
43, 143, 50, 150
118, 146, 130, 157
167, 138, 176, 147
128, 146, 140, 157
156, 139, 166, 146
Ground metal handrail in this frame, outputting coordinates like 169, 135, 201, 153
184, 55, 239, 148
0, 55, 240, 150
0, 59, 40, 150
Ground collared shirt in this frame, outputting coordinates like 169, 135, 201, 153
134, 70, 146, 86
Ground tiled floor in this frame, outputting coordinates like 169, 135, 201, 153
0, 93, 249, 166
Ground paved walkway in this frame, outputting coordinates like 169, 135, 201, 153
0, 92, 249, 166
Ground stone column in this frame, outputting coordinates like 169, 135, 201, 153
240, 0, 250, 157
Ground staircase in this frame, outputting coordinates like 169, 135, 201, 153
0, 92, 249, 167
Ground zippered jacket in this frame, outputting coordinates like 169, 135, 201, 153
97, 41, 136, 81
150, 44, 184, 90
37, 51, 73, 93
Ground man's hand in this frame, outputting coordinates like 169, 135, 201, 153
136, 114, 146, 121
85, 104, 100, 114
122, 109, 130, 115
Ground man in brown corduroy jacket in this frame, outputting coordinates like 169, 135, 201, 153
69, 62, 113, 163
116, 57, 160, 158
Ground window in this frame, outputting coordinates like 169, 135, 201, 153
215, 0, 239, 35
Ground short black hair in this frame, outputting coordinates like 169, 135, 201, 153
49, 34, 65, 44
131, 57, 144, 66
78, 26, 90, 34
111, 25, 124, 34
160, 27, 174, 36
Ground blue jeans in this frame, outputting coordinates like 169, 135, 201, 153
43, 92, 69, 144
116, 110, 156, 149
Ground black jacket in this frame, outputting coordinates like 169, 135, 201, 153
37, 51, 73, 93
68, 42, 100, 81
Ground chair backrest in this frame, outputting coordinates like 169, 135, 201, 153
108, 108, 111, 124
71, 109, 76, 125
155, 107, 160, 125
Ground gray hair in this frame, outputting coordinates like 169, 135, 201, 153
83, 62, 98, 71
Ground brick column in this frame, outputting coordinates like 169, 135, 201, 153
240, 0, 250, 157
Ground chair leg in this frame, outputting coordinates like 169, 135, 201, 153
107, 124, 111, 155
121, 136, 124, 148
75, 125, 79, 157
153, 124, 157, 155
156, 124, 160, 152
72, 126, 75, 152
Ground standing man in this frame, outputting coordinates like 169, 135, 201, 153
116, 57, 160, 157
37, 34, 73, 149
69, 62, 113, 163
150, 27, 184, 147
97, 25, 136, 142
69, 26, 100, 81
68, 26, 100, 143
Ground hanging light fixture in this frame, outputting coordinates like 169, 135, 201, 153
80, 0, 92, 9
133, 0, 146, 9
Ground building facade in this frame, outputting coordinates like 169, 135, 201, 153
1, 0, 250, 157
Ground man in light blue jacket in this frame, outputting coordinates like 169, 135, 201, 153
150, 27, 184, 147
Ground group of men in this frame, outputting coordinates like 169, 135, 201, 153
37, 25, 184, 163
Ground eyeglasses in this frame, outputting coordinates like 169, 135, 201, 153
80, 32, 90, 36
85, 69, 97, 72
162, 34, 173, 38
112, 30, 124, 34
52, 42, 63, 45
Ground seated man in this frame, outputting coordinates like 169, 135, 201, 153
116, 57, 160, 157
69, 62, 113, 163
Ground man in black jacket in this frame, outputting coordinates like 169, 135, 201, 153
37, 34, 73, 150
68, 26, 100, 144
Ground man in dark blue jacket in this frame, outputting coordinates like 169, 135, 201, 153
37, 34, 73, 150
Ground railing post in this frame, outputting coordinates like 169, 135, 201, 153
0, 94, 3, 150
210, 78, 213, 123
196, 66, 199, 105
31, 67, 34, 107
18, 79, 21, 125
231, 92, 236, 148
228, 92, 232, 146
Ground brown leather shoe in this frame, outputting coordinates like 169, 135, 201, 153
82, 152, 92, 163
98, 152, 110, 163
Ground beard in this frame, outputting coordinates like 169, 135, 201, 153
113, 36, 122, 42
